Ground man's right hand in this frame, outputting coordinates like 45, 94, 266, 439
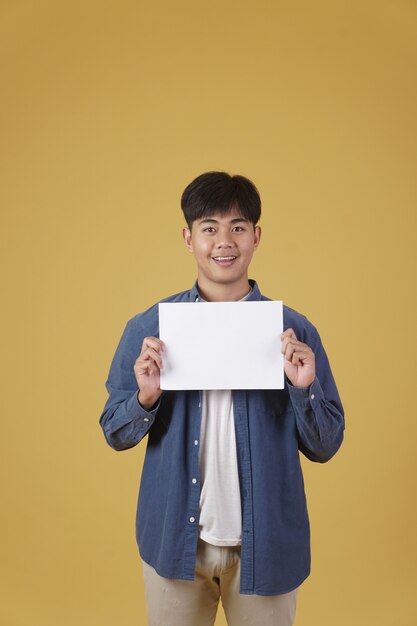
134, 337, 165, 410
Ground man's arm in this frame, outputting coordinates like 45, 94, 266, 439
99, 317, 164, 451
282, 325, 345, 463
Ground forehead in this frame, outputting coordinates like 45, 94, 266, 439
196, 208, 248, 224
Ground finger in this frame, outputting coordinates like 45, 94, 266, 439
281, 328, 297, 341
135, 357, 161, 379
290, 351, 304, 366
146, 360, 158, 377
134, 357, 153, 376
282, 342, 297, 362
281, 336, 302, 355
137, 348, 163, 370
281, 336, 291, 354
283, 340, 313, 362
288, 348, 314, 366
281, 337, 311, 354
141, 337, 165, 354
144, 347, 163, 368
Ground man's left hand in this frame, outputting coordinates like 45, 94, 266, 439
281, 328, 316, 388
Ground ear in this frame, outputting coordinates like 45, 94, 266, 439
253, 225, 261, 250
182, 227, 194, 253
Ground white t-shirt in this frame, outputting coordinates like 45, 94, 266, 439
197, 288, 252, 546
198, 389, 242, 546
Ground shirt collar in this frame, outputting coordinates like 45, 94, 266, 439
189, 279, 262, 302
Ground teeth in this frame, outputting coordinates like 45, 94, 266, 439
214, 256, 236, 261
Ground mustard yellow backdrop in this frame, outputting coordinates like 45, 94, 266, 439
1, 1, 416, 625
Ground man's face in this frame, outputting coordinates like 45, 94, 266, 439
182, 208, 261, 291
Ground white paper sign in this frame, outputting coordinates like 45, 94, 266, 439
159, 300, 283, 390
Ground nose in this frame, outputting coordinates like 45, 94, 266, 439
215, 230, 234, 248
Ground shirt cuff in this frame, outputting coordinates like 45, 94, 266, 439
287, 377, 324, 411
126, 391, 161, 427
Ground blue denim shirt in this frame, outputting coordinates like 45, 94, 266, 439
99, 280, 344, 595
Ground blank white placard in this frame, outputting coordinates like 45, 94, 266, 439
159, 300, 283, 390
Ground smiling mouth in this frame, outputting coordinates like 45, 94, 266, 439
212, 256, 237, 266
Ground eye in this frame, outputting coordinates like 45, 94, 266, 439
203, 227, 216, 233
232, 226, 245, 232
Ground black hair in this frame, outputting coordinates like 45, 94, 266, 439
181, 171, 261, 229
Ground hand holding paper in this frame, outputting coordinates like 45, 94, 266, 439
134, 336, 165, 409
281, 328, 316, 388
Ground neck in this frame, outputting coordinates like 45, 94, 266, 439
197, 276, 252, 302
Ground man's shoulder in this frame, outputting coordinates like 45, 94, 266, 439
256, 285, 319, 342
283, 303, 308, 325
127, 287, 193, 332
282, 303, 319, 342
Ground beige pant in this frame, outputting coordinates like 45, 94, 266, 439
142, 539, 298, 626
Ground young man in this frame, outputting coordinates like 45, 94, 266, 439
99, 172, 344, 626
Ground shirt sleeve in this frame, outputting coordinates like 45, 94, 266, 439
287, 322, 345, 463
99, 317, 160, 451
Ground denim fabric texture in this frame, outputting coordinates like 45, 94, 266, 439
99, 280, 344, 595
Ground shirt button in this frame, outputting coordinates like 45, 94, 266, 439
192, 478, 197, 484
143, 417, 149, 422
189, 516, 195, 523
194, 440, 199, 446
310, 394, 315, 400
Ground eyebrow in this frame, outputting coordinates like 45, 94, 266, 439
198, 217, 249, 225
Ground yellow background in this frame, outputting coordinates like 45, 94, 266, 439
1, 1, 416, 624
